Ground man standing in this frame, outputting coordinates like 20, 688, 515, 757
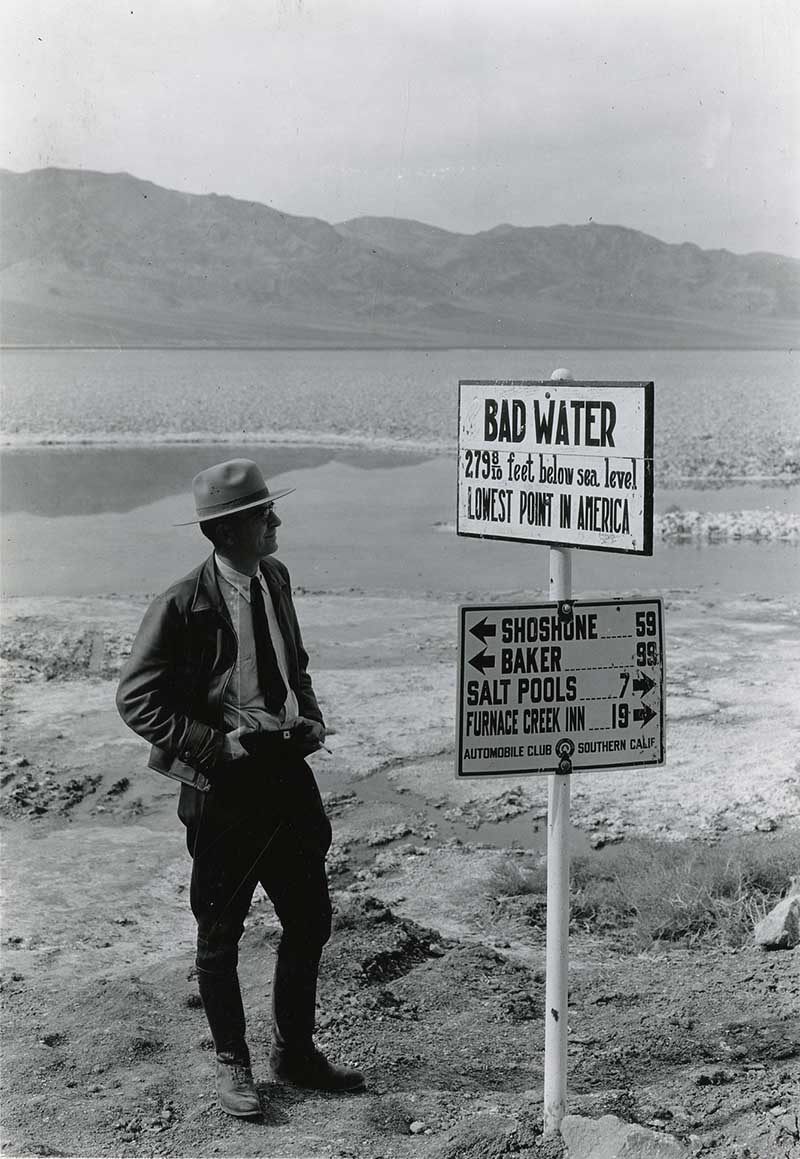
116, 459, 363, 1118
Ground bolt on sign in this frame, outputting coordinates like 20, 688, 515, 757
457, 380, 654, 555
457, 598, 665, 778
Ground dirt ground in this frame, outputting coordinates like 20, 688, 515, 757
1, 589, 798, 1159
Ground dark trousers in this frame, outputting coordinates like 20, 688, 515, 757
178, 752, 332, 1064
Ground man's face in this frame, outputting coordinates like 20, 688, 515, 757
229, 501, 281, 559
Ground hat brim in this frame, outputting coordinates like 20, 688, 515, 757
174, 486, 296, 526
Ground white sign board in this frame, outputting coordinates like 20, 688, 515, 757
457, 598, 665, 778
457, 380, 654, 555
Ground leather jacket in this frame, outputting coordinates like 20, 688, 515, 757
116, 553, 324, 792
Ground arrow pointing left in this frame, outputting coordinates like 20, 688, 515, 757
470, 617, 497, 646
469, 649, 495, 674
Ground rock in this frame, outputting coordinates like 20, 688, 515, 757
694, 1066, 735, 1086
426, 1113, 519, 1158
754, 891, 800, 950
409, 1121, 426, 1134
754, 818, 778, 832
367, 823, 414, 847
656, 509, 800, 544
326, 844, 351, 877
373, 850, 402, 875
560, 1113, 689, 1158
589, 832, 624, 850
503, 993, 540, 1022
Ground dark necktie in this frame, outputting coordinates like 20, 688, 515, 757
249, 576, 288, 714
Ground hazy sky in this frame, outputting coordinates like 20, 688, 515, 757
3, 0, 798, 256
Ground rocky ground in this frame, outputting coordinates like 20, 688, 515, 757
1, 590, 799, 1159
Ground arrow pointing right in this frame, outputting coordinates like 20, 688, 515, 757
470, 617, 497, 646
633, 671, 656, 695
468, 649, 495, 675
633, 702, 657, 727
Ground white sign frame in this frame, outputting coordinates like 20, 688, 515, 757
457, 380, 654, 555
456, 597, 665, 778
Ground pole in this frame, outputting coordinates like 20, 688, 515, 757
543, 547, 571, 1135
543, 369, 574, 1137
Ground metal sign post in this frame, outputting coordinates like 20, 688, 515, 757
544, 545, 572, 1135
544, 371, 573, 1136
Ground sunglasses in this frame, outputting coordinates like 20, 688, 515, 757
240, 501, 276, 523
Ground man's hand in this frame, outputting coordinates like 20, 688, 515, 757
297, 717, 327, 747
222, 726, 249, 762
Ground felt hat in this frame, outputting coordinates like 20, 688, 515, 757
175, 458, 295, 525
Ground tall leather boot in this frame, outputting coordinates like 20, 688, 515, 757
268, 942, 364, 1092
269, 939, 319, 1057
196, 968, 261, 1117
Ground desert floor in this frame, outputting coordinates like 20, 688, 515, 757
1, 581, 798, 1159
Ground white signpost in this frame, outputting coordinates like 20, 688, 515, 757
457, 380, 654, 555
457, 598, 665, 778
455, 370, 659, 1137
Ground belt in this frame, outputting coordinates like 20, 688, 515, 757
241, 729, 298, 755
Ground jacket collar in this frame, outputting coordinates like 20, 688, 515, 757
190, 553, 286, 614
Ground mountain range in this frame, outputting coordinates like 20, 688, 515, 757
2, 167, 798, 348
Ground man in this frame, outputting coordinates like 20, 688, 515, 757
116, 458, 363, 1118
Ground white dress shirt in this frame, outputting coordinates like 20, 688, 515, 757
214, 554, 300, 733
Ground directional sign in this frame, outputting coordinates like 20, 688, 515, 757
457, 380, 654, 555
456, 598, 665, 778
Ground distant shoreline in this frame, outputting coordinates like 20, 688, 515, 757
3, 348, 797, 491
2, 438, 798, 494
0, 430, 453, 454
2, 343, 797, 352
